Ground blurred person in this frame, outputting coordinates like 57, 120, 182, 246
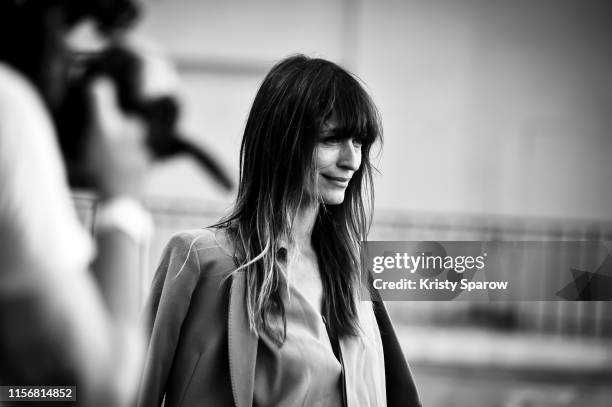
139, 55, 421, 407
0, 0, 155, 405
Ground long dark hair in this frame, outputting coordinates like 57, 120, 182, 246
216, 54, 382, 343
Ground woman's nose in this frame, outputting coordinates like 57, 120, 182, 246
338, 139, 361, 171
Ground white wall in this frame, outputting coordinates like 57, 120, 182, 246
139, 0, 612, 221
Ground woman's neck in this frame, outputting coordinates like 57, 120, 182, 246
292, 202, 318, 248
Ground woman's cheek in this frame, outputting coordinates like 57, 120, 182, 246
315, 146, 340, 169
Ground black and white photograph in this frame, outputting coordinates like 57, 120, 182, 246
1, 1, 611, 406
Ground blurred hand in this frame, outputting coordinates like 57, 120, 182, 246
84, 77, 152, 200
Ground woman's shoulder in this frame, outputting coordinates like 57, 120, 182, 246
154, 228, 239, 293
165, 227, 237, 265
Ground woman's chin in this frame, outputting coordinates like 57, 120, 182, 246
321, 191, 346, 205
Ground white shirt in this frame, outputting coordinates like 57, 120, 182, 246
254, 280, 387, 407
0, 63, 93, 283
0, 63, 141, 406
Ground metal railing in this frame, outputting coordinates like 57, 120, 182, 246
74, 194, 612, 339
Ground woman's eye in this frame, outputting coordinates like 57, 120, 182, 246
321, 137, 342, 145
352, 139, 363, 148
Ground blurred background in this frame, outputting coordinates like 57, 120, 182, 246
73, 0, 612, 405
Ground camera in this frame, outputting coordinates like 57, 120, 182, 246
53, 45, 233, 191
2, 0, 232, 191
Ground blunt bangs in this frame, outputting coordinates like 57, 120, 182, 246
320, 67, 381, 147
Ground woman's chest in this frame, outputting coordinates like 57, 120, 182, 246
287, 248, 324, 312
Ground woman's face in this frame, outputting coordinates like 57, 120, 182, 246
314, 118, 363, 205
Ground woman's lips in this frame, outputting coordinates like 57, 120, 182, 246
322, 174, 350, 187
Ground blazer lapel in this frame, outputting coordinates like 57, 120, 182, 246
228, 271, 259, 407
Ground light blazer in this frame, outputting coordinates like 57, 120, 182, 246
138, 229, 421, 407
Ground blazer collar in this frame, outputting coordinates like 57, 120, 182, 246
228, 271, 259, 407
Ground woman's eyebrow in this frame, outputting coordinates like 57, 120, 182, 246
321, 124, 335, 132
319, 126, 338, 137
320, 130, 349, 142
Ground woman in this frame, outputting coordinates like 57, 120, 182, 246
138, 55, 420, 407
